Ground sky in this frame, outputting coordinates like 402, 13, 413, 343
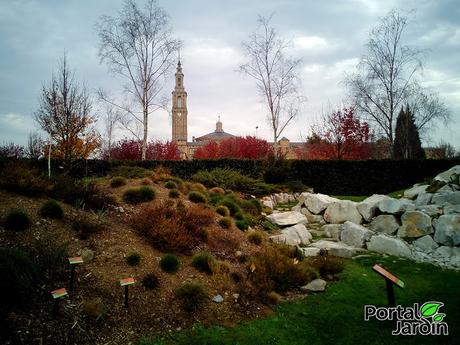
0, 0, 459, 148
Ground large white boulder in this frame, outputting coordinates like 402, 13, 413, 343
267, 211, 307, 227
309, 240, 358, 258
403, 184, 428, 200
415, 204, 442, 217
415, 192, 433, 206
434, 165, 460, 183
377, 198, 415, 215
443, 203, 460, 215
340, 221, 373, 248
432, 192, 460, 206
412, 235, 439, 253
357, 194, 392, 222
369, 215, 399, 235
397, 211, 433, 239
433, 214, 460, 246
300, 247, 321, 257
269, 224, 312, 246
303, 193, 339, 214
321, 224, 342, 240
300, 207, 326, 224
324, 200, 363, 224
367, 234, 412, 258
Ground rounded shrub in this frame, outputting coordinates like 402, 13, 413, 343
188, 191, 207, 204
160, 253, 180, 273
233, 211, 245, 221
218, 216, 233, 229
247, 231, 264, 245
110, 176, 127, 188
209, 187, 225, 195
126, 252, 141, 266
40, 200, 64, 219
235, 219, 249, 230
175, 282, 208, 312
142, 273, 160, 290
216, 205, 230, 216
217, 199, 241, 215
165, 181, 178, 189
169, 189, 180, 198
190, 183, 207, 193
4, 209, 31, 232
191, 251, 214, 274
123, 187, 155, 204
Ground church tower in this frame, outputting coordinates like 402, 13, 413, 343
171, 58, 188, 158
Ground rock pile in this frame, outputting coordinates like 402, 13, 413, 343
264, 166, 460, 270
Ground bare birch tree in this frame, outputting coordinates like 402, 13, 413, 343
345, 10, 449, 149
96, 0, 181, 160
239, 15, 304, 153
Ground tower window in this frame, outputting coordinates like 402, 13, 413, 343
177, 96, 182, 108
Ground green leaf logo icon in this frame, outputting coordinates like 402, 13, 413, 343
420, 302, 444, 318
433, 314, 446, 323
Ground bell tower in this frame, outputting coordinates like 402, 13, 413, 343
172, 58, 188, 158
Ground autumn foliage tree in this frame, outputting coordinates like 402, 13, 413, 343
300, 107, 371, 160
193, 136, 272, 159
105, 138, 180, 160
35, 56, 100, 165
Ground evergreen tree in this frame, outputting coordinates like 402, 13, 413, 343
393, 106, 425, 159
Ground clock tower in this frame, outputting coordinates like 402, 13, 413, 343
172, 58, 188, 158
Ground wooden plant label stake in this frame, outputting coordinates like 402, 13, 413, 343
68, 256, 83, 292
51, 288, 68, 315
372, 264, 405, 307
120, 278, 135, 308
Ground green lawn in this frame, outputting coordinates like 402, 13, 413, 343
332, 195, 368, 202
139, 256, 460, 345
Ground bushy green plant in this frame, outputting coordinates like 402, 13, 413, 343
216, 205, 230, 216
142, 273, 160, 289
160, 253, 180, 273
111, 166, 151, 178
233, 211, 245, 221
235, 219, 249, 230
188, 191, 207, 203
239, 199, 262, 215
218, 217, 233, 229
110, 176, 127, 188
261, 220, 278, 231
192, 168, 276, 196
217, 198, 241, 215
164, 181, 177, 189
126, 252, 141, 266
169, 188, 180, 198
40, 200, 64, 219
0, 247, 39, 308
0, 161, 51, 197
191, 252, 215, 274
123, 186, 155, 204
285, 180, 309, 193
175, 282, 208, 312
4, 209, 31, 231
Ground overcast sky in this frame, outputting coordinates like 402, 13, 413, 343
1, 0, 459, 148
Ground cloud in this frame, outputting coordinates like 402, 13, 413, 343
0, 113, 36, 144
293, 36, 328, 50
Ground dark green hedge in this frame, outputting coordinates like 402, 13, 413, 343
2, 157, 458, 196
